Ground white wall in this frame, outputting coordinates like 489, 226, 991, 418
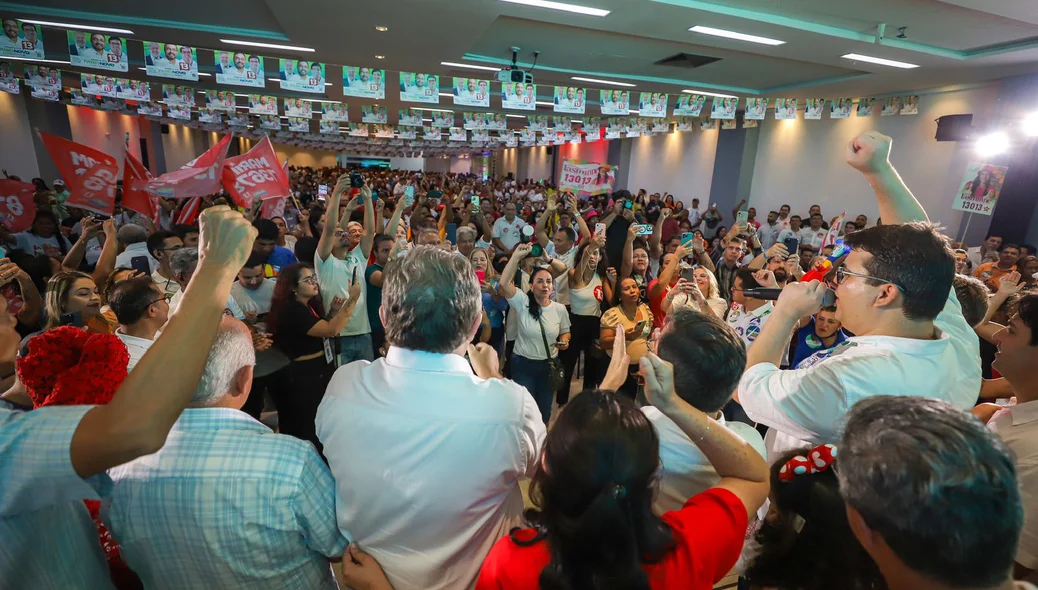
425, 157, 449, 173
749, 85, 999, 229
1, 93, 39, 179
161, 124, 212, 171
389, 156, 424, 171
450, 156, 472, 174
623, 129, 719, 202
517, 146, 552, 180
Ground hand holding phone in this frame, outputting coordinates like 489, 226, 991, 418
736, 210, 749, 225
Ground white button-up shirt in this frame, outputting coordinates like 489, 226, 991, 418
114, 242, 158, 273
739, 288, 981, 462
989, 400, 1038, 572
316, 347, 546, 590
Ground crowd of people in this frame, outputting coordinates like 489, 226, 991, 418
2, 130, 1037, 590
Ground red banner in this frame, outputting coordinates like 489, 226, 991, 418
0, 179, 36, 232
221, 137, 289, 208
142, 133, 232, 199
38, 132, 119, 216
175, 197, 202, 225
122, 148, 162, 227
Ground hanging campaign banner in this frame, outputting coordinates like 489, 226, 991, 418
743, 119, 758, 129
31, 86, 59, 101
626, 118, 646, 136
198, 108, 221, 124
226, 112, 248, 127
322, 103, 349, 122
67, 31, 127, 72
901, 95, 919, 115
560, 160, 616, 196
398, 108, 421, 126
361, 105, 388, 124
673, 94, 705, 116
881, 97, 901, 116
398, 127, 417, 140
830, 98, 852, 119
553, 86, 586, 114
599, 89, 630, 115
287, 117, 309, 132
585, 128, 601, 142
213, 51, 264, 88
710, 97, 736, 120
581, 116, 602, 129
0, 19, 44, 59
701, 119, 717, 130
343, 66, 385, 99
373, 124, 394, 138
453, 77, 490, 108
504, 135, 518, 148
472, 129, 489, 142
319, 119, 339, 134
38, 131, 119, 215
399, 72, 439, 103
856, 97, 875, 117
953, 162, 1008, 216
650, 119, 669, 133
423, 127, 442, 141
502, 82, 536, 110
519, 129, 536, 142
349, 123, 368, 137
463, 112, 486, 130
0, 179, 36, 232
745, 98, 767, 120
449, 127, 467, 142
168, 105, 191, 120
121, 80, 151, 102
138, 102, 163, 116
0, 69, 19, 94
279, 59, 325, 93
775, 98, 797, 120
258, 115, 280, 130
431, 111, 454, 127
221, 137, 289, 207
486, 113, 507, 131
605, 118, 624, 133
204, 90, 236, 112
143, 41, 199, 81
143, 134, 231, 199
26, 65, 60, 90
675, 117, 696, 132
284, 98, 312, 117
638, 92, 667, 118
804, 98, 825, 120
69, 89, 93, 105
721, 119, 736, 130
83, 75, 133, 99
162, 84, 195, 106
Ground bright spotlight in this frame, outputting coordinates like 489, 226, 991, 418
1023, 113, 1038, 137
976, 131, 1009, 157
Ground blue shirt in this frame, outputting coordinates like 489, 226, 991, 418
483, 292, 509, 328
790, 318, 848, 369
264, 246, 298, 277
102, 407, 348, 590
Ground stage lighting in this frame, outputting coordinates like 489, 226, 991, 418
976, 131, 1009, 157
1023, 113, 1038, 137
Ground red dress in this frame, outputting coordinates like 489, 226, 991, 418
476, 488, 748, 590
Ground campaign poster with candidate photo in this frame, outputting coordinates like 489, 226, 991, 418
348, 123, 368, 137
280, 59, 325, 93
584, 127, 601, 142
431, 111, 454, 127
214, 51, 264, 88
710, 97, 737, 120
342, 66, 385, 99
551, 116, 571, 131
198, 108, 221, 124
675, 117, 696, 132
519, 129, 536, 143
323, 102, 349, 122
67, 31, 127, 72
743, 118, 759, 129
397, 108, 421, 126
502, 82, 537, 111
361, 105, 388, 124
373, 124, 394, 138
701, 118, 717, 130
258, 115, 280, 130
504, 135, 518, 148
856, 97, 875, 117
463, 112, 487, 130
30, 85, 59, 101
774, 98, 797, 120
582, 116, 602, 129
453, 77, 490, 108
553, 86, 586, 115
117, 80, 150, 101
161, 84, 195, 106
204, 89, 236, 112
486, 113, 507, 131
830, 97, 852, 119
167, 104, 192, 120
69, 88, 93, 105
953, 162, 1008, 216
226, 111, 249, 127
804, 98, 824, 120
319, 119, 339, 134
721, 119, 736, 130
526, 115, 547, 132
472, 129, 489, 142
650, 119, 669, 134
599, 89, 630, 115
0, 19, 44, 60
744, 98, 767, 120
449, 127, 467, 142
25, 65, 60, 91
137, 102, 163, 117
287, 117, 310, 132
881, 96, 901, 116
901, 95, 919, 115
81, 74, 129, 99
673, 94, 705, 117
423, 127, 442, 141
143, 41, 199, 81
638, 92, 667, 118
248, 94, 278, 115
399, 72, 439, 103
394, 127, 414, 140
284, 98, 312, 118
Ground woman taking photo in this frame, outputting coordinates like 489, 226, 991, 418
476, 354, 769, 590
561, 235, 612, 398
43, 271, 113, 333
600, 276, 653, 398
470, 247, 508, 354
268, 262, 359, 451
662, 267, 728, 318
498, 242, 571, 424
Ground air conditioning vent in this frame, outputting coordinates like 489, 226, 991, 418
654, 53, 721, 69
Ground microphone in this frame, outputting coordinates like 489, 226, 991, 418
742, 287, 838, 307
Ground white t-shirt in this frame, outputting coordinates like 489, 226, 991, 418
230, 279, 275, 316
798, 227, 828, 250
12, 232, 71, 257
315, 246, 370, 337
116, 331, 154, 371
989, 401, 1038, 572
739, 288, 981, 462
506, 290, 570, 360
545, 242, 578, 306
491, 217, 528, 252
727, 302, 775, 349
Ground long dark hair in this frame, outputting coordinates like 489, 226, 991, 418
743, 448, 886, 590
514, 389, 675, 589
267, 263, 314, 336
574, 240, 608, 281
527, 266, 554, 320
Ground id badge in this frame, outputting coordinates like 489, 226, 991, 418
323, 338, 334, 365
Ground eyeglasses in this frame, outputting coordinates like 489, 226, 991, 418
835, 266, 904, 292
298, 275, 319, 286
148, 293, 174, 306
158, 245, 184, 252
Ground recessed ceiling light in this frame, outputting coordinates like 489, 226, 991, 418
505, 114, 525, 118
375, 26, 389, 32
570, 120, 582, 124
499, 0, 609, 17
535, 101, 554, 107
440, 61, 500, 72
841, 53, 919, 69
418, 108, 454, 113
375, 55, 386, 60
3, 56, 68, 65
20, 19, 134, 35
197, 72, 211, 77
689, 25, 784, 46
571, 76, 635, 88
681, 89, 738, 99
219, 39, 315, 53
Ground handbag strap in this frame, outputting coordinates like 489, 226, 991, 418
536, 314, 555, 360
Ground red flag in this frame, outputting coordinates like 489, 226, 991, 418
143, 133, 232, 199
0, 179, 37, 232
175, 197, 202, 225
221, 137, 290, 208
820, 212, 846, 250
122, 148, 162, 226
259, 158, 291, 219
37, 131, 119, 216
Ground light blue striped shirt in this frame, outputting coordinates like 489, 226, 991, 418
102, 407, 348, 590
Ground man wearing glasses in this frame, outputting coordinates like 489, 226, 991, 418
736, 131, 981, 461
146, 230, 184, 298
109, 277, 172, 370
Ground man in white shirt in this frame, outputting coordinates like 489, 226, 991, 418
646, 309, 765, 513
969, 233, 1003, 269
758, 210, 781, 251
105, 318, 347, 590
737, 132, 981, 462
230, 253, 275, 317
492, 202, 528, 253
109, 277, 169, 371
797, 213, 828, 250
114, 224, 158, 273
316, 246, 545, 590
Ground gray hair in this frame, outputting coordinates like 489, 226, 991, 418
168, 247, 198, 279
382, 246, 480, 353
456, 226, 477, 241
117, 224, 148, 247
190, 317, 256, 406
838, 396, 1021, 587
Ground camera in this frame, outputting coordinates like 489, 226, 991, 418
350, 173, 364, 189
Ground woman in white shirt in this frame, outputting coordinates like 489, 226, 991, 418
663, 267, 729, 319
499, 242, 571, 424
562, 236, 612, 397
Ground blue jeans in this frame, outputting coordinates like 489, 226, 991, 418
336, 334, 374, 367
511, 354, 554, 424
